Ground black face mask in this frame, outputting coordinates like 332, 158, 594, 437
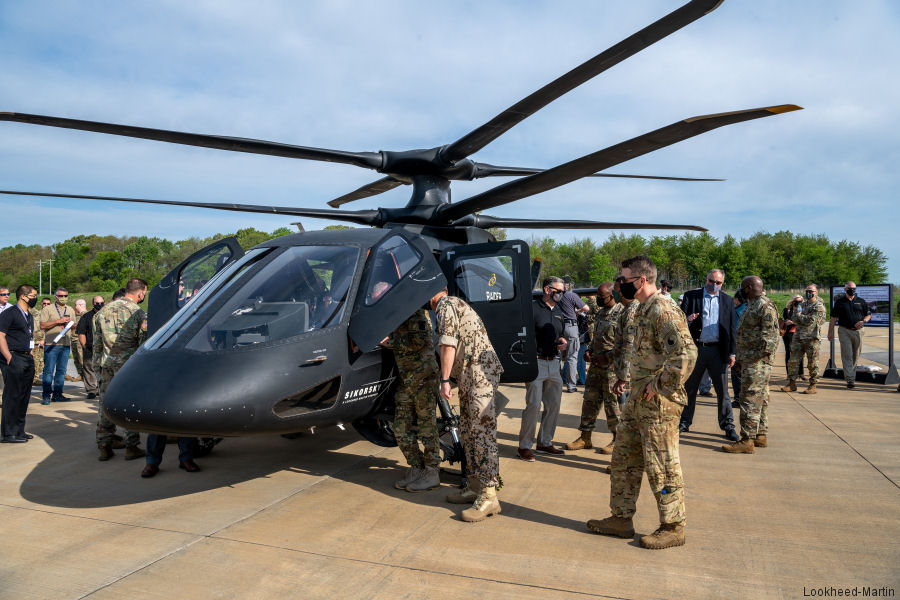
598, 294, 614, 308
94, 302, 104, 311
26, 296, 38, 308
845, 288, 856, 297
805, 290, 815, 300
619, 279, 640, 301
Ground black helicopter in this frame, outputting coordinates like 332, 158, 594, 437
0, 0, 799, 452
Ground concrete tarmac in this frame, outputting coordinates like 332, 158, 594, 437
1, 348, 898, 599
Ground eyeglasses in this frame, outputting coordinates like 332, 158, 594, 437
549, 287, 565, 293
42, 302, 51, 306
707, 278, 723, 285
0, 293, 9, 297
56, 294, 68, 298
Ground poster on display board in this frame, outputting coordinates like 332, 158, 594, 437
829, 284, 892, 328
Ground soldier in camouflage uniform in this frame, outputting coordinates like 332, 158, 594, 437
588, 256, 696, 550
780, 283, 826, 394
93, 280, 147, 461
431, 289, 504, 523
566, 283, 622, 453
31, 300, 49, 384
385, 309, 441, 492
724, 276, 779, 453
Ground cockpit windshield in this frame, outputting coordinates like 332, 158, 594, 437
185, 245, 359, 352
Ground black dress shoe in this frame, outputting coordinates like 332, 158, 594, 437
1, 436, 27, 443
725, 428, 740, 442
86, 393, 97, 400
141, 464, 160, 478
179, 460, 201, 472
678, 424, 690, 434
731, 401, 740, 408
20, 433, 34, 439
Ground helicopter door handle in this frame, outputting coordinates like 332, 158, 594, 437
304, 356, 327, 364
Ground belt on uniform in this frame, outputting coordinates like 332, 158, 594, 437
564, 319, 577, 324
696, 341, 719, 347
10, 350, 32, 356
537, 356, 559, 361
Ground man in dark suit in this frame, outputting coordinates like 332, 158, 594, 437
678, 269, 739, 440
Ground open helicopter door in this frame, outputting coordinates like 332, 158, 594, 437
441, 241, 538, 383
348, 230, 447, 351
147, 236, 244, 336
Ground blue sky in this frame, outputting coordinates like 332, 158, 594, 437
2, 1, 898, 282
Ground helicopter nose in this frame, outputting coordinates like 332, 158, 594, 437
101, 347, 263, 436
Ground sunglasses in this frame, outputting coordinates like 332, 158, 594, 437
548, 287, 565, 293
56, 294, 68, 298
0, 292, 9, 296
707, 278, 723, 285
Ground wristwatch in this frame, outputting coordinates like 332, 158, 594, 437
440, 378, 451, 383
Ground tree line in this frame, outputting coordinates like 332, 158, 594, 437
0, 228, 889, 294
530, 231, 889, 290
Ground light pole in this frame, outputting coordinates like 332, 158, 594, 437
38, 260, 42, 296
47, 259, 53, 297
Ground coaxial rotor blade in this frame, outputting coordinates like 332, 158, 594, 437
440, 0, 724, 163
439, 104, 801, 222
0, 189, 381, 226
455, 214, 707, 232
472, 163, 723, 182
0, 112, 384, 170
327, 176, 406, 208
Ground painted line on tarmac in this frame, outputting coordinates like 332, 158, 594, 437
786, 394, 899, 490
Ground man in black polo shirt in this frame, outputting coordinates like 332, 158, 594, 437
0, 285, 39, 443
517, 276, 568, 461
827, 282, 871, 389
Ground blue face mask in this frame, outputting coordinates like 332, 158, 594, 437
705, 282, 722, 294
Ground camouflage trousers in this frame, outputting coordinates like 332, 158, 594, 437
458, 363, 501, 487
738, 361, 772, 439
610, 384, 685, 525
96, 365, 140, 447
579, 366, 620, 433
71, 338, 84, 378
788, 337, 819, 384
393, 368, 440, 469
33, 347, 43, 381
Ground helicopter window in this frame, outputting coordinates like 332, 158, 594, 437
145, 248, 270, 350
185, 245, 360, 352
179, 244, 236, 308
453, 254, 516, 303
364, 235, 422, 305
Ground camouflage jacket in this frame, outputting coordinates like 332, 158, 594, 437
582, 296, 600, 334
609, 300, 639, 382
792, 298, 826, 341
389, 309, 438, 370
589, 302, 623, 356
626, 292, 697, 406
736, 296, 780, 365
435, 295, 502, 379
30, 308, 44, 342
92, 298, 147, 370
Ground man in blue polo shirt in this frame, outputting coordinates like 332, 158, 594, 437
557, 278, 590, 393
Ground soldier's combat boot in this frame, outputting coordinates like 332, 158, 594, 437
586, 516, 634, 538
111, 437, 126, 450
98, 444, 114, 461
565, 430, 592, 451
394, 467, 418, 490
754, 434, 768, 448
460, 486, 501, 522
721, 436, 755, 454
802, 383, 817, 394
124, 445, 146, 461
599, 432, 617, 455
406, 466, 440, 493
780, 380, 797, 392
640, 523, 685, 549
447, 478, 481, 504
